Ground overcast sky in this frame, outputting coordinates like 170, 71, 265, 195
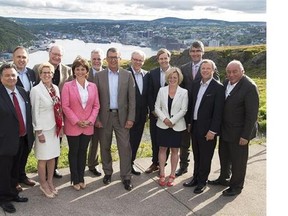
0, 0, 266, 22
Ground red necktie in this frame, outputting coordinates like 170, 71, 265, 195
11, 92, 26, 136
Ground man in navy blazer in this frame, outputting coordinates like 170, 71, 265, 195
176, 41, 220, 177
0, 63, 34, 213
127, 50, 149, 175
183, 59, 224, 194
208, 60, 259, 196
13, 46, 37, 189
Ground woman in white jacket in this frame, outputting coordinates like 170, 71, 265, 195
155, 67, 188, 187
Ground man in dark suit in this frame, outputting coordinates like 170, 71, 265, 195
182, 59, 225, 194
176, 40, 220, 176
87, 48, 104, 177
0, 63, 34, 213
208, 60, 259, 196
145, 48, 171, 174
13, 46, 37, 190
95, 47, 136, 191
33, 44, 73, 178
127, 50, 149, 175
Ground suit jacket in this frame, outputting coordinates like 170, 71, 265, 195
155, 86, 188, 131
16, 67, 37, 92
221, 75, 259, 142
33, 63, 73, 91
189, 78, 225, 137
94, 68, 136, 128
30, 81, 60, 131
127, 66, 149, 123
61, 80, 100, 136
0, 84, 34, 156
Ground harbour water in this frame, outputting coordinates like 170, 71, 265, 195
27, 39, 157, 68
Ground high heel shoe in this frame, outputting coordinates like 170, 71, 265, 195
40, 186, 55, 198
167, 175, 175, 187
158, 175, 166, 186
72, 184, 80, 191
79, 182, 86, 189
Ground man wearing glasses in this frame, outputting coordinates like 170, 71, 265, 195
94, 47, 136, 191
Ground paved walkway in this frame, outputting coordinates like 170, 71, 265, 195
1, 144, 266, 216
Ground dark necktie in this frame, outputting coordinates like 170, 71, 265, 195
11, 92, 26, 136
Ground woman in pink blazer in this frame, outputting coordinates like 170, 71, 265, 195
61, 56, 100, 191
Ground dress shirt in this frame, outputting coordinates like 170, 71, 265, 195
108, 69, 119, 109
6, 87, 27, 126
193, 78, 212, 120
18, 68, 31, 92
76, 79, 89, 109
132, 67, 144, 94
225, 81, 238, 98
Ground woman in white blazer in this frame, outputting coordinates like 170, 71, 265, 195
155, 67, 188, 187
30, 62, 62, 198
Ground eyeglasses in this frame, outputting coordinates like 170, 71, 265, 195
107, 56, 120, 60
132, 58, 144, 63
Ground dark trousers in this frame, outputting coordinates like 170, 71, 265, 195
179, 129, 191, 169
219, 139, 248, 190
130, 118, 146, 164
67, 134, 91, 184
149, 115, 169, 165
191, 129, 216, 185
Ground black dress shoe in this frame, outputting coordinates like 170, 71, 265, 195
175, 168, 188, 177
0, 202, 16, 213
194, 185, 207, 194
89, 168, 102, 176
53, 169, 63, 178
183, 178, 197, 187
208, 178, 230, 186
131, 166, 141, 176
222, 187, 241, 196
103, 175, 111, 185
123, 179, 133, 191
12, 195, 28, 202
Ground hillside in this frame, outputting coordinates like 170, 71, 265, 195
0, 16, 35, 52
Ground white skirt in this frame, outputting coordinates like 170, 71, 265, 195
34, 126, 60, 160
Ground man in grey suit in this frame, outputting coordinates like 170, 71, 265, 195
208, 60, 259, 196
87, 48, 104, 177
94, 47, 136, 191
33, 44, 73, 178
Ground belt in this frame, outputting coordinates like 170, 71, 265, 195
109, 109, 118, 113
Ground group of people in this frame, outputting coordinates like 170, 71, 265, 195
0, 40, 259, 214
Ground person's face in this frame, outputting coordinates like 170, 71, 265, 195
131, 53, 144, 71
91, 52, 103, 71
49, 47, 62, 67
106, 51, 120, 72
40, 67, 53, 85
13, 48, 29, 71
0, 67, 18, 90
168, 71, 179, 86
74, 65, 88, 80
226, 63, 244, 84
189, 46, 204, 63
200, 62, 214, 81
157, 52, 170, 70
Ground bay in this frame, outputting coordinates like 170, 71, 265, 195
27, 39, 157, 68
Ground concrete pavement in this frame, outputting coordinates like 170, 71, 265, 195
1, 143, 266, 216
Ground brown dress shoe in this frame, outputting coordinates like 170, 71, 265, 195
21, 178, 36, 186
145, 164, 159, 174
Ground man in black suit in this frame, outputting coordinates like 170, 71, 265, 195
0, 63, 34, 213
176, 40, 220, 176
182, 59, 225, 194
145, 48, 171, 174
127, 50, 149, 175
13, 46, 37, 190
208, 60, 259, 196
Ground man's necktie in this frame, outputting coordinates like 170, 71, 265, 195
11, 92, 26, 136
